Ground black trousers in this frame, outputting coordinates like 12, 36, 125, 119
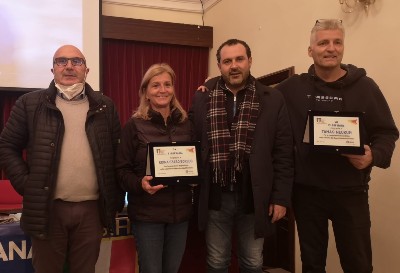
293, 185, 373, 273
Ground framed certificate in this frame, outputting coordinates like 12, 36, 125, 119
146, 141, 202, 186
308, 111, 365, 155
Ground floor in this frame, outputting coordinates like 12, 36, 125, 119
264, 268, 291, 273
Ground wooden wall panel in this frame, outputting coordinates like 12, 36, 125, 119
102, 16, 213, 48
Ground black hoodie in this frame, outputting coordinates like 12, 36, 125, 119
276, 64, 398, 190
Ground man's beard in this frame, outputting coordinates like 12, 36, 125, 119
223, 70, 248, 89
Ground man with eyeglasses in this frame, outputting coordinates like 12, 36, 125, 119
0, 45, 124, 273
276, 19, 398, 273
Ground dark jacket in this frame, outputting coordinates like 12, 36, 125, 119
116, 108, 193, 223
276, 64, 399, 190
0, 81, 124, 239
189, 76, 294, 238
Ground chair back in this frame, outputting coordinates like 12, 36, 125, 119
0, 180, 23, 212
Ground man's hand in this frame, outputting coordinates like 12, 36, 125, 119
342, 145, 373, 170
268, 204, 287, 223
141, 176, 165, 194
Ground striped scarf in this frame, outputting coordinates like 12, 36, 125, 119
207, 77, 259, 186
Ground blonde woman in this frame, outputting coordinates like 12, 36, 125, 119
116, 63, 193, 273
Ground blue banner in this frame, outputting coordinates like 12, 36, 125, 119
0, 222, 34, 273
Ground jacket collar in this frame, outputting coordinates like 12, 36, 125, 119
148, 107, 183, 126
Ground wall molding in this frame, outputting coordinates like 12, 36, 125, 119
102, 0, 221, 13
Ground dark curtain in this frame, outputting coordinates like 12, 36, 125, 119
102, 39, 209, 126
0, 92, 22, 179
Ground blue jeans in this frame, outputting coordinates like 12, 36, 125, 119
206, 192, 264, 273
132, 220, 189, 273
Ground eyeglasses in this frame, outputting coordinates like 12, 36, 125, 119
315, 19, 343, 26
53, 57, 86, 67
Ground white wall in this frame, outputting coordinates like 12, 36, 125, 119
103, 3, 203, 25
104, 1, 400, 272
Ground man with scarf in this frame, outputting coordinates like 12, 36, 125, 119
189, 39, 294, 273
0, 45, 124, 273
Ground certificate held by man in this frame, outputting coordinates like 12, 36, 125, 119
146, 141, 202, 185
307, 111, 365, 155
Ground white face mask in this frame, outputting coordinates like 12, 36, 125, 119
55, 82, 85, 100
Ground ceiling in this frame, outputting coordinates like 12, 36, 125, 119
103, 0, 221, 13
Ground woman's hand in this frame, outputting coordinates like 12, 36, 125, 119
141, 175, 165, 195
197, 85, 208, 92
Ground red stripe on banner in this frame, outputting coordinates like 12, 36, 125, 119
109, 237, 137, 273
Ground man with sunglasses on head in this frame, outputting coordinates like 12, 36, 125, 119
0, 45, 124, 273
276, 19, 398, 273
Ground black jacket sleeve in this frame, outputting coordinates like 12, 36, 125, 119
0, 95, 30, 195
115, 118, 145, 194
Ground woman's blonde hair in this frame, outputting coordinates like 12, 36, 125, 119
133, 63, 187, 122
